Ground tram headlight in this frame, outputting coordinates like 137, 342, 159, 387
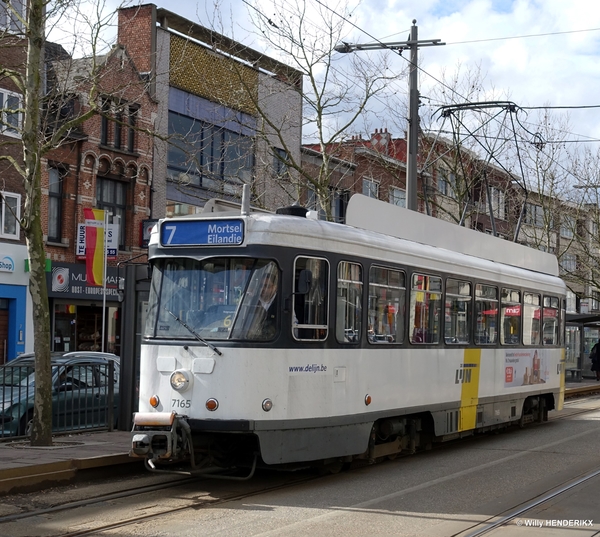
170, 369, 192, 392
262, 398, 273, 412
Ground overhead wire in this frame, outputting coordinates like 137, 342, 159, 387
243, 0, 600, 190
307, 0, 600, 148
240, 0, 412, 139
245, 0, 600, 145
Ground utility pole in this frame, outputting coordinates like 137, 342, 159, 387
335, 20, 444, 211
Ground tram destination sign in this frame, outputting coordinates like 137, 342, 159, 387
160, 219, 244, 246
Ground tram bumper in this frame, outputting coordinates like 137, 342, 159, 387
130, 411, 191, 462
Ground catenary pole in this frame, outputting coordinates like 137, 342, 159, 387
406, 21, 419, 212
335, 20, 444, 211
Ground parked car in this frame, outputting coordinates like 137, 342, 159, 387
0, 352, 120, 438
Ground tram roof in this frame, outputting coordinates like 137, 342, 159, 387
152, 195, 559, 279
345, 195, 559, 277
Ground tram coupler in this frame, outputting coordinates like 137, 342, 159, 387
130, 411, 191, 463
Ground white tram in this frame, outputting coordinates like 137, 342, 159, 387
131, 194, 566, 477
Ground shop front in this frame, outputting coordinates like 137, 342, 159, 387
46, 262, 121, 356
0, 243, 32, 362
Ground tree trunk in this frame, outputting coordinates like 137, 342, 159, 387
23, 0, 53, 446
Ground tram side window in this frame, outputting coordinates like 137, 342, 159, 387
293, 257, 329, 341
523, 292, 541, 345
336, 262, 362, 344
445, 279, 472, 344
500, 288, 521, 345
542, 296, 560, 345
410, 273, 442, 344
475, 284, 498, 344
368, 266, 405, 344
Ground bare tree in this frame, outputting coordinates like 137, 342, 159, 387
0, 0, 146, 445
417, 62, 518, 227
242, 0, 404, 219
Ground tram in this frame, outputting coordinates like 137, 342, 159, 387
131, 193, 566, 477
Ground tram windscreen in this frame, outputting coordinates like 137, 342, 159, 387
145, 257, 280, 341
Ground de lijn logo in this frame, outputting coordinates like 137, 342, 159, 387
0, 256, 15, 272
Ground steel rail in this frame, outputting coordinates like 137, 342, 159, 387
458, 466, 600, 537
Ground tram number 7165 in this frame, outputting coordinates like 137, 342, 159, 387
172, 399, 192, 409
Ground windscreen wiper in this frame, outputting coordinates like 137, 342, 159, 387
166, 309, 222, 356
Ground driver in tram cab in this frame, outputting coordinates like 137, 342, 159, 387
252, 271, 279, 339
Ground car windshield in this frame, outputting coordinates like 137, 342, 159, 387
145, 257, 280, 341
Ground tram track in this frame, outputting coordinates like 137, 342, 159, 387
454, 466, 600, 536
0, 476, 201, 524
2, 472, 325, 537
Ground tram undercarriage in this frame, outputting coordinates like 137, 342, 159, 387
130, 393, 555, 479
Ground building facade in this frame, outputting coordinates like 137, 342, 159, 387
40, 42, 155, 356
0, 4, 33, 362
117, 4, 304, 216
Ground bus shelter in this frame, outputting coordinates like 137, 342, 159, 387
565, 313, 600, 381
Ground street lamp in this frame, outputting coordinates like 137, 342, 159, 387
335, 20, 444, 212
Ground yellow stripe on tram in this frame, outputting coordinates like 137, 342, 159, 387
459, 348, 482, 432
557, 347, 566, 411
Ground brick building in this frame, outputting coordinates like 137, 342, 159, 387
0, 5, 31, 362
0, 3, 155, 359
1, 3, 304, 360
40, 42, 155, 357
302, 129, 425, 221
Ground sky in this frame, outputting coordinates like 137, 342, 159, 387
92, 0, 600, 149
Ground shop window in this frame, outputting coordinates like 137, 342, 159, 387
501, 288, 521, 345
368, 266, 405, 344
410, 273, 442, 344
53, 303, 77, 353
475, 284, 498, 344
445, 279, 472, 344
293, 257, 329, 341
336, 261, 362, 344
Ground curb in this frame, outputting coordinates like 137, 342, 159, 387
565, 384, 600, 398
0, 454, 142, 496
